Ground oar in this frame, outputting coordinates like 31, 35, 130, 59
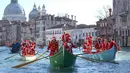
12, 50, 48, 68
4, 54, 17, 60
77, 55, 119, 64
37, 55, 49, 60
74, 53, 85, 56
77, 55, 95, 62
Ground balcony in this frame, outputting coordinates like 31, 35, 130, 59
119, 11, 128, 17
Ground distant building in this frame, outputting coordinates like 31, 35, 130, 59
45, 24, 97, 46
28, 3, 77, 45
112, 0, 130, 46
45, 24, 75, 45
0, 0, 78, 45
73, 24, 97, 45
3, 0, 26, 22
0, 20, 31, 45
96, 18, 114, 40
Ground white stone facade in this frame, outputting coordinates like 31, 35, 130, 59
46, 28, 62, 45
35, 20, 46, 45
45, 25, 97, 45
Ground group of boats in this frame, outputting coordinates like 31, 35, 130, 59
50, 45, 117, 68
5, 45, 117, 68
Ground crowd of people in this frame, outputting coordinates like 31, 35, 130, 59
47, 32, 77, 56
5, 32, 120, 57
83, 33, 120, 54
5, 40, 36, 57
48, 32, 120, 56
21, 40, 36, 56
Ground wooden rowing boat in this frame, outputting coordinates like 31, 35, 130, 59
81, 46, 117, 61
50, 46, 77, 68
22, 56, 36, 61
19, 51, 38, 61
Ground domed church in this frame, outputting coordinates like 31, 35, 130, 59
29, 3, 40, 20
2, 0, 26, 22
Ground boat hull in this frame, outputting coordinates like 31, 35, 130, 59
50, 47, 77, 68
22, 56, 36, 61
82, 46, 117, 61
19, 51, 37, 61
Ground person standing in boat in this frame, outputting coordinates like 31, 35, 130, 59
61, 32, 77, 54
47, 36, 59, 56
62, 32, 71, 43
9, 41, 21, 53
86, 33, 92, 48
63, 39, 77, 54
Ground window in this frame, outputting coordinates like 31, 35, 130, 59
89, 32, 91, 36
54, 31, 56, 34
76, 35, 77, 39
126, 30, 128, 35
83, 33, 85, 37
95, 32, 97, 36
43, 27, 45, 31
128, 30, 130, 36
36, 21, 40, 25
53, 31, 54, 34
36, 27, 40, 33
92, 32, 94, 36
36, 34, 40, 38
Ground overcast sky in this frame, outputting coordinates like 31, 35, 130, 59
0, 0, 112, 25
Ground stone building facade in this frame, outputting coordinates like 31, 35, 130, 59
29, 4, 77, 45
96, 9, 114, 40
45, 24, 97, 46
112, 0, 130, 46
0, 0, 77, 45
0, 20, 31, 45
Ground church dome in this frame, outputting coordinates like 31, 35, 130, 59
29, 4, 39, 20
4, 0, 25, 15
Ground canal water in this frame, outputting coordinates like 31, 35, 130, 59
0, 46, 130, 73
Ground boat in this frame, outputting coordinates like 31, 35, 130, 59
81, 46, 117, 61
22, 55, 36, 61
19, 51, 38, 61
50, 46, 77, 68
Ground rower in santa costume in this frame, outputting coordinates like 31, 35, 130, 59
94, 37, 102, 53
47, 36, 59, 56
62, 32, 77, 54
82, 33, 92, 54
82, 40, 92, 54
101, 39, 110, 51
21, 40, 36, 57
86, 33, 92, 48
62, 32, 71, 43
109, 39, 120, 51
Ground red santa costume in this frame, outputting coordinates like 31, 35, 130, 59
86, 33, 92, 48
47, 36, 59, 56
21, 40, 36, 57
62, 32, 76, 54
82, 40, 92, 54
